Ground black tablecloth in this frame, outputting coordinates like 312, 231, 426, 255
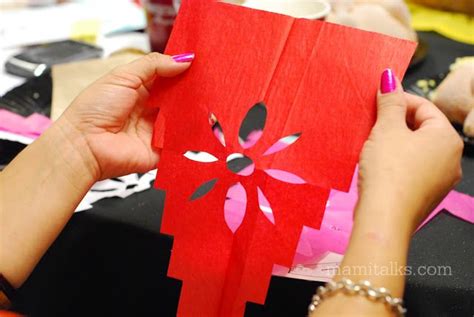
14, 32, 474, 316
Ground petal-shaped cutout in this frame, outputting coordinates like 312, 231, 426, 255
263, 132, 301, 156
239, 102, 267, 149
183, 151, 218, 163
257, 186, 274, 224
264, 169, 306, 184
190, 178, 218, 201
209, 113, 226, 147
224, 182, 247, 233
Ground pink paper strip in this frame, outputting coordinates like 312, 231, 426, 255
0, 109, 51, 139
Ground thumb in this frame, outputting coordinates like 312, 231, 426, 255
376, 68, 407, 129
98, 52, 194, 90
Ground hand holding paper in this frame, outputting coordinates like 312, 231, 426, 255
61, 53, 191, 180
358, 78, 464, 235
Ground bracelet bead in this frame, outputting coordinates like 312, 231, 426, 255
307, 278, 406, 317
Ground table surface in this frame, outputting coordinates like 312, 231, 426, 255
14, 32, 474, 317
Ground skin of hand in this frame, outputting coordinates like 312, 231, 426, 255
357, 79, 463, 235
313, 71, 463, 316
61, 53, 192, 181
0, 53, 192, 287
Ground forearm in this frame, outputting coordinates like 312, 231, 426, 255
0, 118, 97, 287
313, 199, 413, 316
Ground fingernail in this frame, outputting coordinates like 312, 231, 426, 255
172, 52, 195, 63
380, 68, 396, 94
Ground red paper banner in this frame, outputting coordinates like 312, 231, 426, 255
150, 1, 416, 315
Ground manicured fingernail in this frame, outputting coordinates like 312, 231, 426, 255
172, 52, 195, 63
380, 68, 396, 94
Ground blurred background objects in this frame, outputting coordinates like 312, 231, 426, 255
411, 0, 473, 15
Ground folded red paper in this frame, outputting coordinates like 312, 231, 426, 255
149, 1, 416, 316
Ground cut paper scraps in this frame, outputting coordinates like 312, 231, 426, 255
149, 1, 417, 316
273, 167, 474, 282
75, 170, 158, 212
0, 111, 156, 212
0, 109, 51, 144
420, 190, 474, 227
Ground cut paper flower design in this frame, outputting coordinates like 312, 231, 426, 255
183, 102, 304, 232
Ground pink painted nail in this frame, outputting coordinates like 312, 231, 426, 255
172, 52, 195, 63
380, 68, 396, 94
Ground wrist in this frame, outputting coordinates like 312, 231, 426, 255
338, 206, 411, 298
354, 193, 418, 238
44, 117, 100, 185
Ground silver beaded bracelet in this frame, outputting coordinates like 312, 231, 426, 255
308, 278, 406, 316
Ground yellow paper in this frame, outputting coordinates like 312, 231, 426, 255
70, 19, 100, 44
407, 1, 474, 45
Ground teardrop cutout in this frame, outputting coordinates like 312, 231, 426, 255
183, 151, 219, 163
209, 112, 226, 147
190, 178, 218, 201
263, 132, 301, 156
257, 187, 274, 224
239, 102, 267, 149
224, 182, 247, 233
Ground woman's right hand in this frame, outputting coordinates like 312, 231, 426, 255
357, 69, 463, 235
313, 69, 464, 316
